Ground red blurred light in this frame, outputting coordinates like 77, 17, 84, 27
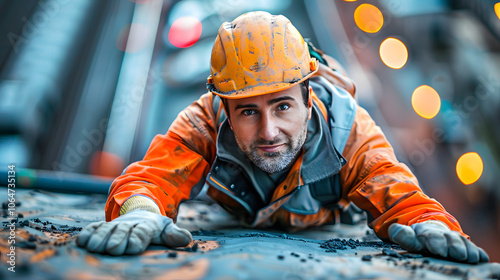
168, 16, 202, 48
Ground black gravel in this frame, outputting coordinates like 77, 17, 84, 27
191, 243, 199, 252
190, 229, 225, 236
361, 255, 372, 261
320, 238, 402, 253
2, 201, 21, 209
16, 241, 37, 249
402, 253, 423, 259
382, 248, 400, 258
11, 218, 83, 233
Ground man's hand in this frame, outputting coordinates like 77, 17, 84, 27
76, 210, 192, 255
388, 222, 489, 264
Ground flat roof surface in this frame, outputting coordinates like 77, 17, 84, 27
1, 187, 499, 279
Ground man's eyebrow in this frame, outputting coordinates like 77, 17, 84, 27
234, 103, 258, 111
268, 96, 295, 105
234, 96, 296, 111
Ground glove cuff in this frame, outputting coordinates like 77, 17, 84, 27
120, 195, 161, 216
419, 220, 450, 230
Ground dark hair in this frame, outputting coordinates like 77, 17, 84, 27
300, 79, 310, 108
221, 79, 310, 118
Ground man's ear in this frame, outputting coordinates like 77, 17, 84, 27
307, 87, 313, 120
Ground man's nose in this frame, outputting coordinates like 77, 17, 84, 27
259, 113, 280, 141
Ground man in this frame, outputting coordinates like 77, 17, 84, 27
77, 11, 489, 263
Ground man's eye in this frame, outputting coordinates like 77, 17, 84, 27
277, 104, 290, 111
243, 109, 256, 116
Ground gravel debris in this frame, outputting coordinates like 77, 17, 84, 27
362, 255, 372, 261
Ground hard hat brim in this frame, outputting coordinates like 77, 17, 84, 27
208, 60, 318, 99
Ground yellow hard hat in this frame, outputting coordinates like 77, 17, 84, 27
207, 11, 318, 99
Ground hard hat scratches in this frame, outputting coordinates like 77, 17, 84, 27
207, 11, 318, 98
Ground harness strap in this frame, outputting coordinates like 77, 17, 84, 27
211, 94, 227, 127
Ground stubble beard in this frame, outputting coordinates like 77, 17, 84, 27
235, 120, 308, 174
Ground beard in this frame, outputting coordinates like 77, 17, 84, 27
234, 119, 308, 174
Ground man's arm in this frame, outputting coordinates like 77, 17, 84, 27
77, 93, 221, 255
340, 106, 488, 263
106, 92, 219, 221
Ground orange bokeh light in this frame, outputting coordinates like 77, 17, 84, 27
411, 85, 441, 119
90, 151, 125, 178
380, 37, 408, 69
495, 2, 500, 19
495, 3, 500, 21
456, 152, 483, 185
354, 4, 384, 33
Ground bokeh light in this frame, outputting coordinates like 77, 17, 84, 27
116, 23, 149, 53
90, 151, 125, 178
456, 152, 483, 185
380, 37, 408, 69
354, 4, 384, 33
343, 0, 358, 2
495, 3, 500, 21
168, 16, 202, 48
411, 85, 441, 119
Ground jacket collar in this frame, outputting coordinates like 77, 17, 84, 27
215, 119, 266, 201
301, 104, 346, 185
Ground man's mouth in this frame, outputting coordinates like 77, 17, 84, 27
256, 144, 285, 153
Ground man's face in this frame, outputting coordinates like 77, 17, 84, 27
226, 84, 312, 174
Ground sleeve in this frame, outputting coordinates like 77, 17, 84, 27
339, 105, 468, 240
105, 93, 220, 222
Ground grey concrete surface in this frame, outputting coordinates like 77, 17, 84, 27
1, 187, 499, 280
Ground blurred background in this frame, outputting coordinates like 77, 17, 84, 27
0, 0, 499, 261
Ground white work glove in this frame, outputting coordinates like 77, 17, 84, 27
76, 210, 192, 255
388, 222, 489, 264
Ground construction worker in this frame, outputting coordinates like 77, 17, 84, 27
77, 11, 489, 263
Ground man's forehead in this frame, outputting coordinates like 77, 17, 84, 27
228, 85, 302, 107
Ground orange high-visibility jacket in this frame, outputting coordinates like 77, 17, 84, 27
105, 70, 466, 241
